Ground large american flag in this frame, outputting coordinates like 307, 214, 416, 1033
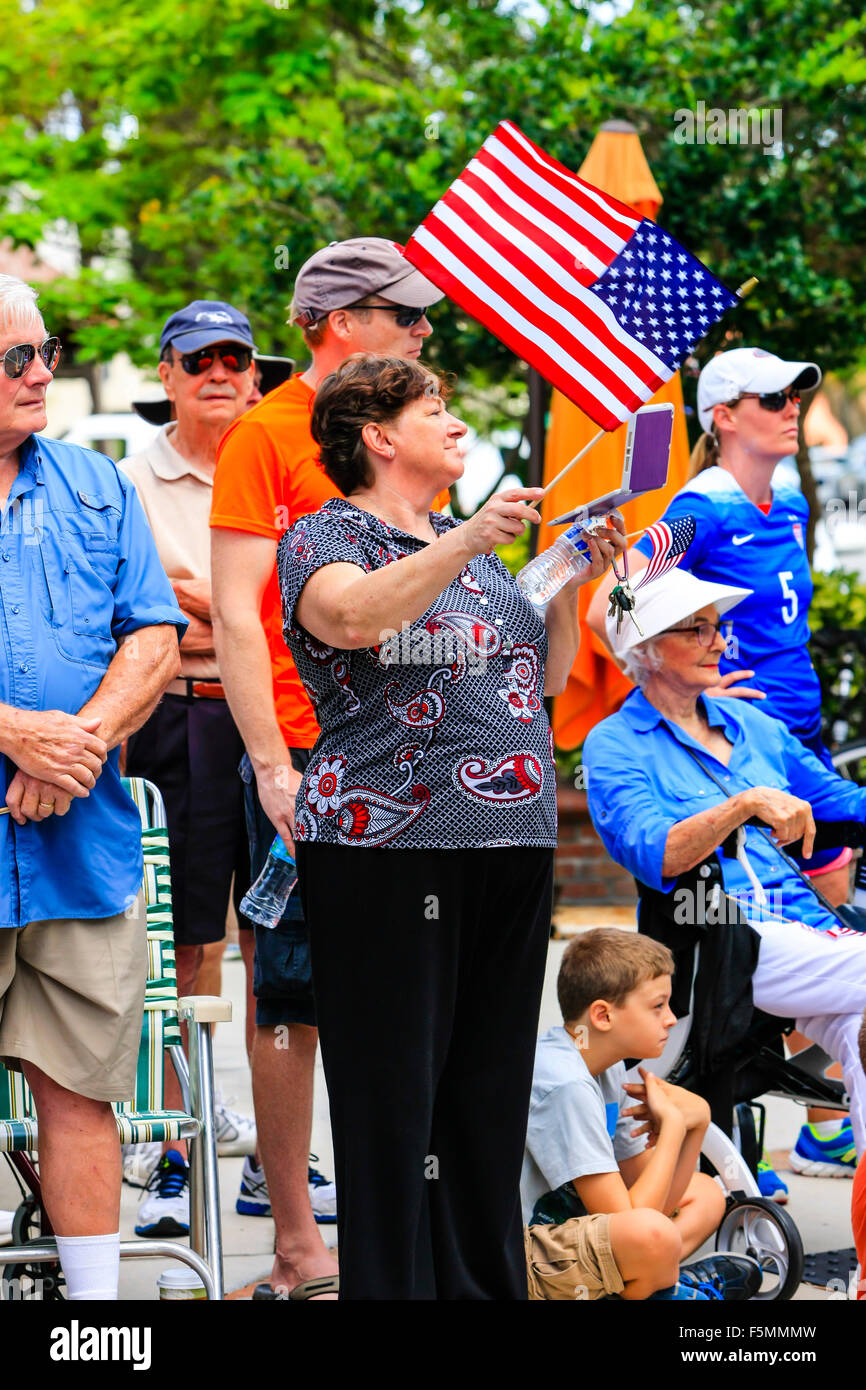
634, 516, 697, 589
404, 121, 738, 431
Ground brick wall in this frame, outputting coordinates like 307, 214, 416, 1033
555, 787, 637, 909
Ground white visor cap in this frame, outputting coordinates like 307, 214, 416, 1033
607, 567, 752, 657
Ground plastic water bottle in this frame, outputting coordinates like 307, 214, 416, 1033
239, 836, 297, 930
516, 520, 594, 608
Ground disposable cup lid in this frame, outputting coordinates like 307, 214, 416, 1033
158, 1267, 205, 1289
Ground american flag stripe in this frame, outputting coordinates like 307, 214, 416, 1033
462, 160, 611, 280
405, 121, 737, 431
491, 123, 640, 246
471, 145, 629, 272
410, 219, 665, 425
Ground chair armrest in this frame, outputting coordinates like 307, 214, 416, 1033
177, 995, 232, 1024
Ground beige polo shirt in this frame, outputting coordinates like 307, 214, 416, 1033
120, 426, 219, 680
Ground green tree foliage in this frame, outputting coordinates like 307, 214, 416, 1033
0, 0, 863, 399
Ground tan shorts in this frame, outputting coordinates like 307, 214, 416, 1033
0, 893, 147, 1103
525, 1214, 624, 1301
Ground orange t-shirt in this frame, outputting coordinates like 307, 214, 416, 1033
211, 375, 337, 749
211, 373, 451, 749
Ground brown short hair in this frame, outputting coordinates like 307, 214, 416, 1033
310, 352, 446, 494
298, 303, 373, 350
557, 929, 674, 1024
859, 1009, 866, 1076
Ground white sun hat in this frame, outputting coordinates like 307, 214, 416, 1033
697, 347, 821, 433
606, 568, 752, 656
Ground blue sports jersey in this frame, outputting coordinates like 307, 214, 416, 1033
635, 466, 820, 740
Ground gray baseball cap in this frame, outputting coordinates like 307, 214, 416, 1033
291, 237, 444, 326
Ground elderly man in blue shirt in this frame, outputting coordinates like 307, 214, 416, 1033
0, 274, 185, 1300
583, 568, 866, 1162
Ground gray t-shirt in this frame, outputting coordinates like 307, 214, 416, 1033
520, 1026, 646, 1225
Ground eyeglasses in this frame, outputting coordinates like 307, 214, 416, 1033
346, 304, 429, 328
2, 336, 61, 379
661, 620, 726, 648
179, 345, 254, 376
730, 386, 801, 413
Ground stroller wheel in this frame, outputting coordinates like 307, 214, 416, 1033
715, 1196, 803, 1300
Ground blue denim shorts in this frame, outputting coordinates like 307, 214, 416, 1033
240, 749, 316, 1028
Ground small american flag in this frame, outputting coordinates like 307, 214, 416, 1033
404, 121, 738, 431
634, 516, 696, 590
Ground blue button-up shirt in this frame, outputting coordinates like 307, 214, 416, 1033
0, 434, 186, 928
583, 690, 866, 930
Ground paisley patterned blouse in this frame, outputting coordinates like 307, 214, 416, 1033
277, 499, 558, 849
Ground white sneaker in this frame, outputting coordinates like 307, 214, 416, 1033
134, 1149, 190, 1238
215, 1100, 257, 1157
308, 1158, 337, 1224
122, 1141, 162, 1189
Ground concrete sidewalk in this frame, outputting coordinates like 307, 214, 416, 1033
0, 935, 857, 1299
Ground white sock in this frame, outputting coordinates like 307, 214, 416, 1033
811, 1119, 850, 1138
55, 1232, 120, 1300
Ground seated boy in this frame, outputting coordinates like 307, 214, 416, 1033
521, 928, 761, 1301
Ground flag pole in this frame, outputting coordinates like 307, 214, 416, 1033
538, 428, 606, 500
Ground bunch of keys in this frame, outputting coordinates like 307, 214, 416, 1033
607, 552, 643, 637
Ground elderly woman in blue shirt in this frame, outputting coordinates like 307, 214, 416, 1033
276, 352, 625, 1300
582, 568, 866, 1161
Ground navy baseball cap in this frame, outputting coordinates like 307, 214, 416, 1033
160, 300, 256, 354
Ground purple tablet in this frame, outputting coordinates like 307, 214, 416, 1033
548, 403, 675, 527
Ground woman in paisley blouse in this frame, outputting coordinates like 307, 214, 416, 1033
277, 353, 625, 1300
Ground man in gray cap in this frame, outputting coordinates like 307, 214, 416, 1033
120, 301, 259, 1238
210, 238, 445, 1300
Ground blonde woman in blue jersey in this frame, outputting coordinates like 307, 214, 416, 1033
590, 347, 857, 1181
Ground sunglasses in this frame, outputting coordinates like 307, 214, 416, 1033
346, 304, 429, 328
730, 386, 801, 413
2, 336, 61, 380
179, 345, 254, 376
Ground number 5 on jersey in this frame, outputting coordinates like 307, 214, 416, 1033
779, 570, 798, 625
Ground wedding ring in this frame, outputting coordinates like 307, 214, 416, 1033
38, 801, 55, 810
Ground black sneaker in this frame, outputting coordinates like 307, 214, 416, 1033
679, 1253, 763, 1301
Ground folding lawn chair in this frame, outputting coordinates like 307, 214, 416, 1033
0, 777, 229, 1300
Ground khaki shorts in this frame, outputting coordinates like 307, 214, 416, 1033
525, 1214, 624, 1301
0, 892, 147, 1103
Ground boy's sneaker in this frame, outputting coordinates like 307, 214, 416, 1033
214, 1101, 257, 1157
789, 1120, 856, 1177
134, 1149, 190, 1237
308, 1155, 337, 1224
757, 1154, 789, 1204
121, 1140, 162, 1189
236, 1157, 271, 1217
679, 1253, 763, 1301
649, 1281, 721, 1301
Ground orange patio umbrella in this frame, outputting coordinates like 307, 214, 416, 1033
538, 120, 693, 749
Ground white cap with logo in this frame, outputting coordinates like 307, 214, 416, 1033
697, 347, 821, 433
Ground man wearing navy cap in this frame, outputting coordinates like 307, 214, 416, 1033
121, 301, 259, 1237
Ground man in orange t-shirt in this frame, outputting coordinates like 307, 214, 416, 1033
210, 236, 447, 1300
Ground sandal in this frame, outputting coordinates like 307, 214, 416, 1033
252, 1275, 339, 1300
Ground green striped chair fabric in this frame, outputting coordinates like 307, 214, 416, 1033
0, 777, 199, 1152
